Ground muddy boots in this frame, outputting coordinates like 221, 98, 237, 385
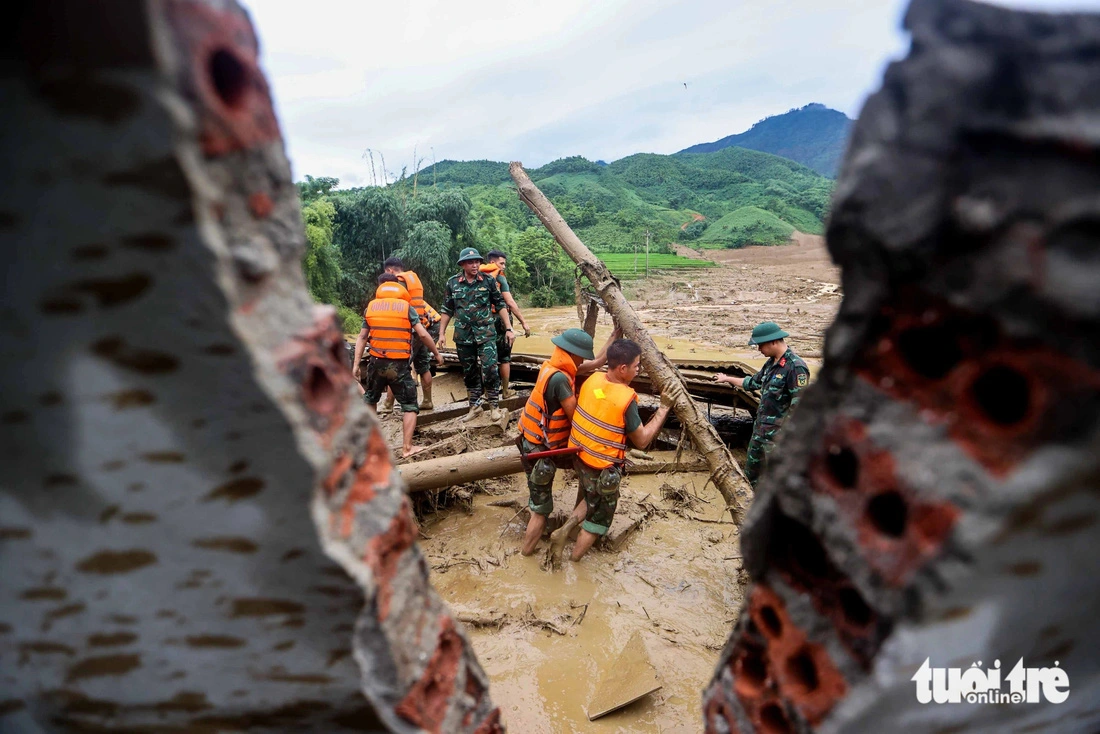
459, 404, 483, 423
501, 376, 516, 400
419, 384, 433, 412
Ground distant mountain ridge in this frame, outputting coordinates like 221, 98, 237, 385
676, 103, 852, 178
414, 145, 833, 250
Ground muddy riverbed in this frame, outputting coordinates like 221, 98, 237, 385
417, 468, 746, 732
377, 234, 837, 729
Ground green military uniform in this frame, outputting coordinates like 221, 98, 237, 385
523, 369, 575, 515
441, 267, 509, 408
741, 345, 809, 486
494, 273, 513, 366
359, 307, 422, 413
412, 318, 441, 377
575, 401, 642, 536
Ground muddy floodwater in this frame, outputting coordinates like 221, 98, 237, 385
419, 470, 745, 732
444, 307, 770, 368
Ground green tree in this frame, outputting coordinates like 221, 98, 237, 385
511, 227, 573, 306
407, 189, 476, 261
297, 175, 339, 204
301, 199, 341, 304
333, 187, 406, 273
396, 221, 452, 305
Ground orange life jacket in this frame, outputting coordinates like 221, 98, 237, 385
520, 347, 578, 449
568, 372, 636, 469
479, 263, 504, 313
375, 281, 410, 302
396, 271, 430, 323
423, 303, 441, 326
364, 283, 413, 360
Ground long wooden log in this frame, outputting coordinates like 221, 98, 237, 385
399, 446, 710, 493
509, 162, 752, 523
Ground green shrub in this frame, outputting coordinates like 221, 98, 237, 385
337, 305, 362, 335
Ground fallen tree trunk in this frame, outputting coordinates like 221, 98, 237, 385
509, 162, 752, 524
400, 446, 710, 493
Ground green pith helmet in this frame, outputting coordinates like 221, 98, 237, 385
457, 247, 483, 264
748, 321, 789, 346
551, 328, 596, 360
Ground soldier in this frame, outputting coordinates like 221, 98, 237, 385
517, 326, 621, 557
437, 248, 515, 422
714, 321, 810, 487
564, 339, 672, 563
479, 250, 531, 399
381, 256, 441, 412
353, 275, 444, 457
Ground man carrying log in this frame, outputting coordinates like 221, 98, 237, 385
713, 321, 809, 487
518, 326, 621, 556
380, 256, 442, 412
438, 248, 516, 423
559, 339, 673, 564
353, 275, 444, 457
480, 250, 531, 399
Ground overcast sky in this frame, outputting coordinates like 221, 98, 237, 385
242, 0, 1096, 187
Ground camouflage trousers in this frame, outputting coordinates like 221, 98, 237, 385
412, 321, 440, 377
360, 357, 419, 413
575, 458, 622, 536
456, 340, 500, 407
744, 421, 780, 487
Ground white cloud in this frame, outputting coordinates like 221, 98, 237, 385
242, 0, 1097, 184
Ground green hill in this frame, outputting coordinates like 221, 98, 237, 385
677, 103, 852, 178
697, 206, 795, 248
416, 146, 832, 252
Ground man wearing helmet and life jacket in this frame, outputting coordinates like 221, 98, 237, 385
562, 339, 672, 564
437, 248, 515, 422
517, 326, 621, 557
352, 274, 444, 457
479, 250, 531, 400
381, 256, 442, 412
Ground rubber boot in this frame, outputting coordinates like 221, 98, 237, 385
419, 383, 434, 411
501, 375, 516, 400
459, 404, 483, 423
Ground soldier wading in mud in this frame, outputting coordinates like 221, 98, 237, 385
353, 275, 444, 457
516, 326, 621, 557
714, 321, 810, 486
556, 339, 673, 565
479, 249, 531, 399
437, 248, 516, 422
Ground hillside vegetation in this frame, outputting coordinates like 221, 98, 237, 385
297, 141, 833, 320
678, 103, 852, 178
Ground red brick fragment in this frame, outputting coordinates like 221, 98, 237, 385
248, 192, 274, 219
746, 585, 847, 726
809, 417, 959, 586
165, 0, 281, 157
337, 430, 392, 537
395, 616, 463, 732
362, 498, 416, 622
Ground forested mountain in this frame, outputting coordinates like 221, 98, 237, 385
677, 103, 852, 178
297, 141, 834, 328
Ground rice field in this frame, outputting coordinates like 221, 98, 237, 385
597, 252, 716, 280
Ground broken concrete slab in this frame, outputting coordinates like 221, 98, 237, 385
587, 631, 661, 720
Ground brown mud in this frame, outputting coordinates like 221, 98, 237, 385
381, 233, 836, 730
419, 470, 744, 733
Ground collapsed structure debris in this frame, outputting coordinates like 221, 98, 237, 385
2, 0, 1097, 732
703, 0, 1100, 731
